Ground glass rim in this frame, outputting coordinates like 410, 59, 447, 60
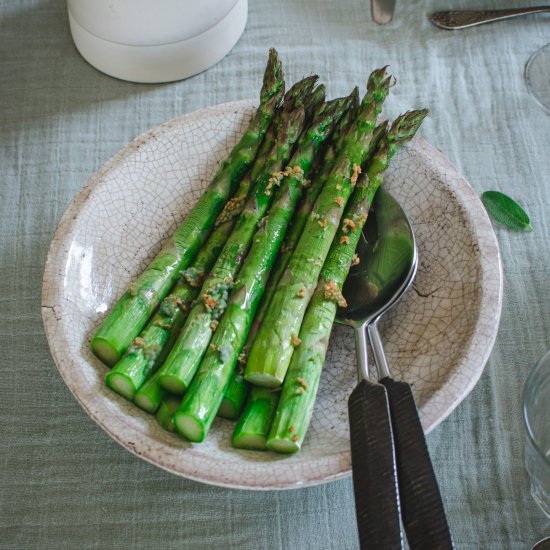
522, 348, 550, 465
524, 43, 550, 116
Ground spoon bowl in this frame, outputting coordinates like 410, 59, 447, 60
336, 187, 417, 329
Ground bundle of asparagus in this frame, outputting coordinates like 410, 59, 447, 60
93, 49, 428, 455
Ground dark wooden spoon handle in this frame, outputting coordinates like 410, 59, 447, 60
379, 377, 453, 550
348, 380, 403, 550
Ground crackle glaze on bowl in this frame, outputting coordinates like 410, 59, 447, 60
42, 100, 502, 490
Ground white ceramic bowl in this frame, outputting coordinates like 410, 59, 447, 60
42, 100, 503, 489
68, 0, 248, 83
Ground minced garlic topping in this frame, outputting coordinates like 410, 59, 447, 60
324, 280, 348, 308
291, 335, 301, 347
342, 218, 356, 233
350, 163, 362, 185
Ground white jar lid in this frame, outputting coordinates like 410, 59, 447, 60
68, 0, 248, 83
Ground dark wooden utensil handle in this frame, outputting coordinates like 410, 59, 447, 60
380, 377, 453, 550
348, 380, 403, 550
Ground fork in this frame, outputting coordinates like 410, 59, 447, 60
430, 7, 550, 29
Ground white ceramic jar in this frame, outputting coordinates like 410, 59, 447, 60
67, 0, 248, 83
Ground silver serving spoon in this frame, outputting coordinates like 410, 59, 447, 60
430, 7, 550, 30
337, 188, 453, 550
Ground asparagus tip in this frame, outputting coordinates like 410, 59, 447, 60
262, 49, 285, 100
388, 108, 429, 144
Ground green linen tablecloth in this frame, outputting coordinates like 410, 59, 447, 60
1, 0, 549, 548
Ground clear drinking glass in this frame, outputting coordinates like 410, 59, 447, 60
523, 349, 550, 518
525, 44, 550, 114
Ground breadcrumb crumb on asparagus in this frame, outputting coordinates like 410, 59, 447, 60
340, 235, 350, 245
265, 165, 304, 196
160, 295, 188, 317
334, 196, 344, 207
174, 297, 187, 310
296, 377, 308, 389
216, 194, 246, 224
202, 294, 217, 311
336, 183, 342, 190
133, 337, 145, 348
181, 267, 204, 288
350, 163, 362, 185
351, 254, 360, 266
210, 320, 219, 332
296, 288, 305, 297
324, 280, 348, 308
264, 171, 284, 196
201, 282, 232, 316
292, 434, 299, 442
318, 219, 328, 228
291, 335, 302, 347
342, 218, 356, 233
294, 387, 305, 395
154, 320, 172, 330
289, 425, 295, 432
356, 214, 367, 226
209, 343, 218, 352
284, 165, 304, 180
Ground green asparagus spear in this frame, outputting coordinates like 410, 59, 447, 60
130, 83, 332, 415
104, 79, 317, 401
248, 117, 387, 350
218, 90, 360, 419
267, 109, 428, 453
133, 371, 166, 413
245, 68, 392, 388
156, 91, 317, 395
155, 394, 181, 433
172, 98, 350, 442
104, 223, 231, 400
232, 387, 280, 450
217, 370, 249, 420
90, 49, 285, 366
221, 120, 387, 426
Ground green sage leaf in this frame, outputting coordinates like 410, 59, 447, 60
481, 191, 533, 232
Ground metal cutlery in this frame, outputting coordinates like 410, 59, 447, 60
372, 0, 396, 24
430, 6, 550, 29
338, 188, 453, 549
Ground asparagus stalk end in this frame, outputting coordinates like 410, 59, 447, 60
174, 413, 205, 442
105, 372, 136, 400
92, 338, 119, 367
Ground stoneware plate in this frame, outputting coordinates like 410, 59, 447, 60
42, 100, 502, 490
